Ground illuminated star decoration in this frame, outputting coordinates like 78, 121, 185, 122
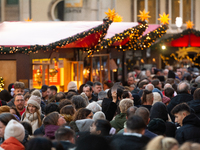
137, 9, 151, 22
105, 8, 116, 21
186, 20, 194, 29
24, 17, 33, 22
113, 14, 123, 22
158, 12, 170, 24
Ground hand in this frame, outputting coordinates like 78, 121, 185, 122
112, 91, 117, 103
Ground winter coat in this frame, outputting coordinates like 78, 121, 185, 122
175, 113, 200, 144
33, 124, 45, 136
53, 141, 75, 150
44, 125, 60, 140
0, 137, 24, 150
110, 113, 126, 133
187, 99, 200, 118
136, 105, 152, 112
150, 102, 176, 137
167, 93, 193, 121
110, 134, 150, 150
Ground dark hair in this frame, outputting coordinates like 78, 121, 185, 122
48, 85, 58, 93
43, 112, 59, 126
165, 87, 174, 99
0, 90, 12, 102
0, 113, 18, 126
126, 115, 146, 133
148, 118, 166, 135
58, 99, 72, 111
72, 95, 86, 110
21, 121, 32, 135
10, 106, 21, 119
55, 92, 65, 102
193, 88, 200, 100
127, 106, 137, 118
135, 107, 149, 125
14, 81, 25, 89
172, 83, 177, 92
93, 82, 102, 87
103, 80, 113, 88
8, 83, 14, 93
83, 84, 92, 91
107, 89, 112, 99
122, 91, 130, 99
171, 103, 191, 115
66, 91, 77, 100
25, 137, 53, 150
55, 127, 75, 141
73, 108, 91, 121
151, 79, 160, 88
44, 103, 59, 116
24, 93, 31, 100
76, 135, 111, 150
94, 120, 111, 136
138, 81, 149, 89
117, 88, 123, 100
60, 105, 75, 116
133, 65, 140, 70
78, 84, 85, 94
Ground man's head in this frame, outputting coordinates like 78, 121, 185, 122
151, 79, 162, 90
125, 115, 146, 134
41, 85, 48, 99
193, 88, 200, 100
133, 65, 141, 75
145, 84, 154, 92
14, 94, 25, 111
14, 82, 25, 96
127, 106, 138, 119
55, 127, 75, 144
119, 99, 134, 113
177, 82, 190, 94
47, 86, 57, 99
93, 82, 102, 95
138, 81, 149, 89
83, 84, 93, 99
176, 71, 182, 80
127, 76, 135, 86
135, 107, 150, 125
171, 103, 191, 126
55, 92, 65, 102
98, 91, 107, 100
141, 90, 153, 105
195, 76, 200, 84
165, 87, 174, 99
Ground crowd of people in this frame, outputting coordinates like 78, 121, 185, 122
0, 65, 200, 150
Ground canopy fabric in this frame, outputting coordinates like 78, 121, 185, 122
0, 21, 160, 47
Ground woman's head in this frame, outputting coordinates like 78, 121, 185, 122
43, 112, 66, 127
90, 119, 111, 136
0, 113, 18, 138
74, 108, 92, 121
146, 136, 178, 150
72, 95, 86, 110
10, 106, 21, 119
60, 105, 75, 116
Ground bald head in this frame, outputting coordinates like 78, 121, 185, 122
127, 106, 138, 119
177, 82, 190, 94
135, 107, 150, 125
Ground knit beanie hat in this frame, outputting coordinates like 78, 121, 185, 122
4, 119, 25, 142
162, 95, 171, 104
148, 118, 166, 135
27, 95, 41, 109
31, 89, 42, 98
67, 81, 77, 91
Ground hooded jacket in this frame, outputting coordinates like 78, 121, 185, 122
150, 102, 176, 137
110, 113, 126, 133
75, 119, 94, 132
167, 93, 193, 122
176, 113, 200, 144
0, 137, 25, 150
187, 99, 200, 118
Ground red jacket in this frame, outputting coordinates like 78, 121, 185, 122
0, 137, 24, 150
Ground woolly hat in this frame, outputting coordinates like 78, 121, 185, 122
148, 118, 166, 135
162, 95, 171, 104
67, 81, 77, 92
27, 95, 41, 109
31, 89, 42, 98
4, 119, 25, 142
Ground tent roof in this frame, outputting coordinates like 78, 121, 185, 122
0, 21, 160, 47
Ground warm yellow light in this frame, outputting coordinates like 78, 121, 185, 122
113, 69, 117, 72
162, 45, 166, 50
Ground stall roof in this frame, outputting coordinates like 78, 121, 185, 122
0, 21, 160, 47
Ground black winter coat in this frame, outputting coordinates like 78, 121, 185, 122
110, 134, 150, 150
175, 113, 200, 144
167, 93, 193, 121
187, 99, 200, 118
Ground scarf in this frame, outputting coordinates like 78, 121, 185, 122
23, 112, 39, 132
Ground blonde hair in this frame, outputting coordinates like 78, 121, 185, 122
119, 99, 134, 113
179, 142, 200, 150
146, 136, 178, 150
